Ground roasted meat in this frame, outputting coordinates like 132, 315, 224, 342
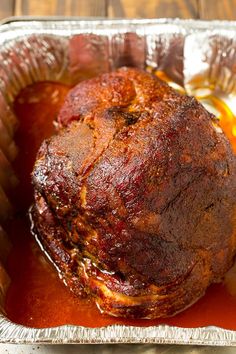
31, 67, 236, 319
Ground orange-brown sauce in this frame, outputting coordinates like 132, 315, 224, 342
4, 81, 236, 329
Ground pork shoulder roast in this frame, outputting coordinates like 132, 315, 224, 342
31, 67, 236, 319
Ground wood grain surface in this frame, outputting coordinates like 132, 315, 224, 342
14, 0, 107, 17
1, 0, 236, 20
108, 0, 199, 18
198, 0, 236, 20
0, 0, 14, 19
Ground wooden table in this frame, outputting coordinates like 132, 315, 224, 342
0, 0, 236, 21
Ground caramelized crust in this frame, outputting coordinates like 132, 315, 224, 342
31, 67, 236, 318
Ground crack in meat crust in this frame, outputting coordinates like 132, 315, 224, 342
31, 67, 236, 319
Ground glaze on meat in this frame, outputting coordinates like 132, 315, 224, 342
31, 67, 236, 319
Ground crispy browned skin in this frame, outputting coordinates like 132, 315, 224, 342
31, 67, 236, 319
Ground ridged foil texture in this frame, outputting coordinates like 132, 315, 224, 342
0, 18, 236, 345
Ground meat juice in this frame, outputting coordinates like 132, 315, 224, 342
4, 81, 236, 329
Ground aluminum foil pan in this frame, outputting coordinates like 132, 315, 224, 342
0, 18, 236, 346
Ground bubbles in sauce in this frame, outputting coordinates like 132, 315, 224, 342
4, 79, 236, 329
